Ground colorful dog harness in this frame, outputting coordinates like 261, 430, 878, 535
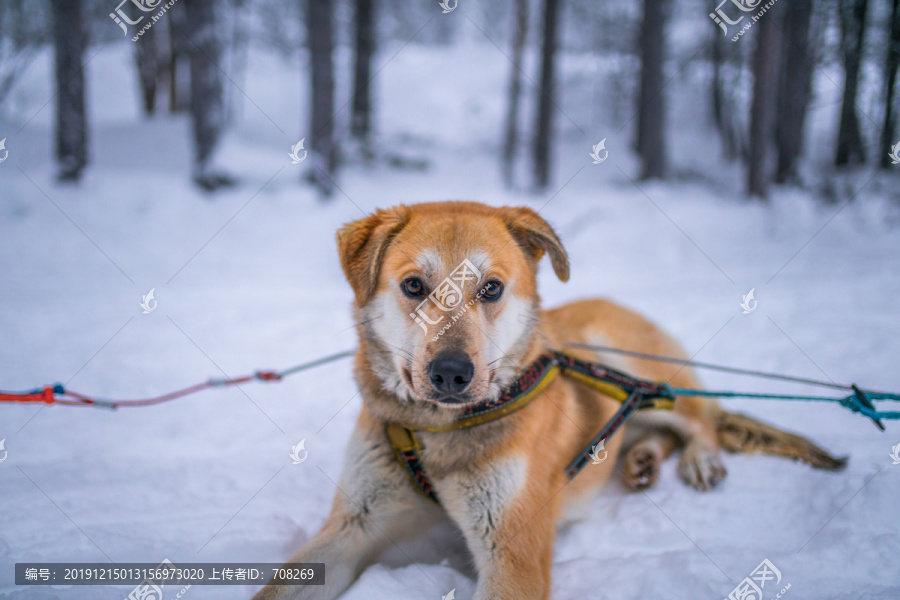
385, 350, 677, 504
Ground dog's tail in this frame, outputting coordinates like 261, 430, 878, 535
715, 411, 848, 471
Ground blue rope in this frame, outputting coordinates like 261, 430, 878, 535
668, 387, 900, 423
564, 342, 899, 428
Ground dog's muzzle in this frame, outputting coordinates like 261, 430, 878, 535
427, 351, 474, 399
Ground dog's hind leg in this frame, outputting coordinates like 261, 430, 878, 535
716, 411, 847, 470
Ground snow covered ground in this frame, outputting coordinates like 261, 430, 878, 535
1, 31, 900, 600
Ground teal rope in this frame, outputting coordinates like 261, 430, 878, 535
668, 387, 900, 421
563, 342, 899, 427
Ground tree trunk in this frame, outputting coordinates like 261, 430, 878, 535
710, 12, 744, 162
224, 0, 250, 124
51, 0, 88, 182
835, 0, 869, 167
502, 0, 529, 187
351, 0, 375, 144
135, 23, 158, 116
167, 1, 189, 113
0, 0, 43, 106
185, 0, 230, 190
307, 0, 337, 196
747, 5, 783, 198
880, 0, 900, 169
711, 21, 727, 144
775, 0, 815, 183
533, 0, 561, 190
636, 0, 670, 180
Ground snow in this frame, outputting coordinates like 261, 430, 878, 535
1, 32, 900, 600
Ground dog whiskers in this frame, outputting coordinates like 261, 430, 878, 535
487, 355, 516, 366
355, 315, 384, 328
375, 340, 415, 359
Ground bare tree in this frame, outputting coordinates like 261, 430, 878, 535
835, 0, 869, 167
51, 0, 88, 182
775, 0, 815, 183
184, 0, 232, 190
135, 25, 158, 116
636, 0, 671, 180
710, 19, 731, 155
0, 0, 47, 106
533, 0, 561, 190
224, 0, 251, 124
307, 0, 337, 196
710, 16, 746, 162
880, 0, 900, 168
747, 6, 783, 198
167, 1, 190, 113
502, 0, 529, 186
351, 0, 376, 146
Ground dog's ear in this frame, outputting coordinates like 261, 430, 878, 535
501, 207, 569, 282
336, 206, 411, 304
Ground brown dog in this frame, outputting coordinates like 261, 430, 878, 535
253, 201, 844, 600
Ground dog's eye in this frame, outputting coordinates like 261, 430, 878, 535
482, 280, 503, 300
402, 278, 425, 298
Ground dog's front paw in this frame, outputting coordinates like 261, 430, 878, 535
678, 442, 727, 491
623, 443, 662, 490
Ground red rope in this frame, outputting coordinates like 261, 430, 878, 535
0, 381, 222, 409
0, 386, 59, 405
0, 351, 355, 410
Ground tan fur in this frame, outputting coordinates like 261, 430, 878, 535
254, 201, 845, 600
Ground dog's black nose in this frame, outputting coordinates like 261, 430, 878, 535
428, 352, 474, 395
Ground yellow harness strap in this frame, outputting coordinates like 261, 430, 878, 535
422, 364, 562, 432
385, 350, 675, 504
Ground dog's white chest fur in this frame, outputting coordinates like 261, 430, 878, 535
434, 454, 529, 563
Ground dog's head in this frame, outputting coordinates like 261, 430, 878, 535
337, 202, 568, 407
